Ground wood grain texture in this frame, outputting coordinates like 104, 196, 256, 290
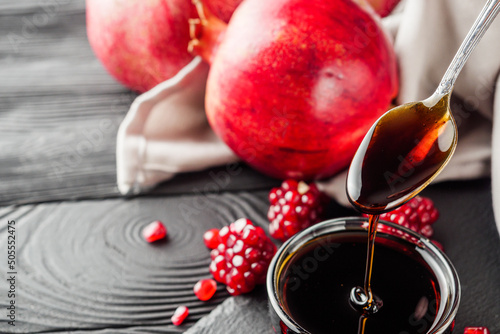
0, 0, 133, 206
175, 180, 500, 334
1, 1, 499, 334
185, 287, 273, 334
426, 180, 500, 333
0, 191, 271, 333
0, 0, 278, 206
0, 181, 498, 333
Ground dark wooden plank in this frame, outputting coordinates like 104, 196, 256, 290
2, 1, 499, 333
186, 180, 500, 333
427, 179, 500, 333
0, 191, 272, 333
0, 0, 133, 206
0, 180, 498, 333
185, 286, 272, 334
0, 0, 279, 206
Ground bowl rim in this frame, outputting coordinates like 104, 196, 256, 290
266, 216, 461, 334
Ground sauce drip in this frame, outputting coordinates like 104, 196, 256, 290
347, 93, 456, 214
346, 92, 456, 325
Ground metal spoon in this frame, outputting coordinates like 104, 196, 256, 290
347, 0, 500, 214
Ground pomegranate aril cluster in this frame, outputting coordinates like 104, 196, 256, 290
365, 196, 439, 238
207, 218, 276, 295
268, 180, 327, 241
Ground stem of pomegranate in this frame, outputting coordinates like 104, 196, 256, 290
188, 0, 227, 64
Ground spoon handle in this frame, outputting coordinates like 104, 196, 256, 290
437, 0, 500, 95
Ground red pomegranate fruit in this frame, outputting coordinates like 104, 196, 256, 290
191, 0, 398, 180
204, 0, 244, 23
365, 0, 401, 17
86, 0, 242, 93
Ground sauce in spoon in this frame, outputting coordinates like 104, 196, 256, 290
347, 92, 456, 214
346, 0, 500, 320
346, 92, 457, 316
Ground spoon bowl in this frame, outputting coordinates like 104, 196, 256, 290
347, 0, 500, 214
347, 92, 457, 213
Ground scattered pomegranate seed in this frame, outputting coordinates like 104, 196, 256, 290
171, 305, 189, 326
193, 278, 217, 301
203, 228, 220, 249
464, 327, 490, 334
142, 220, 167, 242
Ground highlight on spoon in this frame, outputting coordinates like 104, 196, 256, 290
346, 0, 500, 214
346, 92, 457, 214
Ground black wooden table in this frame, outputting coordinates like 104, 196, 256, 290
1, 1, 499, 333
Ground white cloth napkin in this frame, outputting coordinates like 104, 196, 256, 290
116, 58, 239, 194
116, 0, 500, 233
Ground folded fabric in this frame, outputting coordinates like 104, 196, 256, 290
116, 57, 238, 195
116, 0, 500, 233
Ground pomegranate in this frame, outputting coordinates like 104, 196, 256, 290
364, 0, 401, 17
191, 0, 398, 180
204, 0, 244, 23
86, 0, 243, 93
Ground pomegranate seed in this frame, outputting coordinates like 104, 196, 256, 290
203, 228, 220, 249
193, 278, 217, 301
284, 190, 300, 203
171, 305, 189, 326
269, 188, 279, 204
464, 327, 490, 334
142, 221, 167, 242
281, 179, 298, 190
218, 226, 230, 243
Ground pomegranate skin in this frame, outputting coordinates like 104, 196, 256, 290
365, 0, 401, 17
86, 0, 195, 93
86, 0, 242, 93
205, 0, 398, 180
205, 0, 243, 23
